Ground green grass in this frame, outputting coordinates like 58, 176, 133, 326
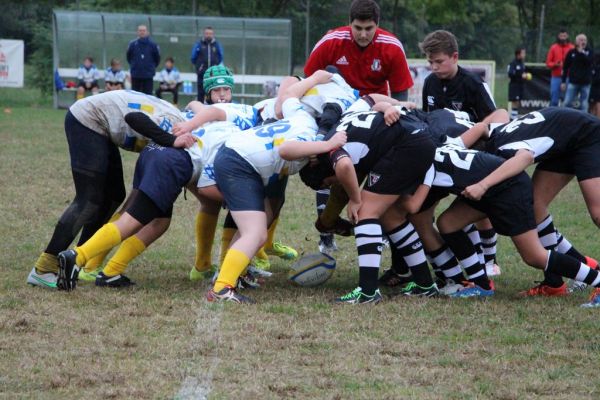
1, 87, 600, 399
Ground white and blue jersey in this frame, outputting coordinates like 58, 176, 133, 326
180, 102, 259, 186
69, 90, 185, 152
77, 65, 100, 84
158, 67, 182, 85
105, 68, 127, 84
225, 98, 318, 185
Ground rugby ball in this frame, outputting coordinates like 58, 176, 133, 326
288, 253, 336, 287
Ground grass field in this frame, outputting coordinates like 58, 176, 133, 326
1, 84, 600, 400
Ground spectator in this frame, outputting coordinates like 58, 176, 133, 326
304, 0, 413, 100
589, 52, 600, 117
104, 58, 127, 91
126, 24, 160, 94
546, 29, 574, 106
155, 57, 182, 105
508, 47, 527, 120
562, 33, 594, 111
190, 26, 224, 102
76, 56, 100, 100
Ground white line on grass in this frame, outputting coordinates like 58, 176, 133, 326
175, 296, 224, 400
176, 250, 224, 400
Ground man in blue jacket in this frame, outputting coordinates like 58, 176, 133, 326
127, 25, 161, 94
190, 26, 224, 101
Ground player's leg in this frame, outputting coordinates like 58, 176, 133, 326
335, 190, 397, 304
316, 189, 337, 254
30, 112, 113, 288
410, 205, 466, 290
437, 199, 494, 297
382, 203, 437, 297
512, 230, 600, 291
97, 216, 171, 287
578, 177, 600, 228
78, 144, 127, 279
264, 177, 297, 261
475, 218, 500, 276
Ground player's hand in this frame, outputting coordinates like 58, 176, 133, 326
173, 133, 196, 148
347, 199, 361, 224
172, 121, 194, 136
313, 70, 333, 84
326, 131, 347, 150
384, 106, 401, 126
461, 182, 488, 201
560, 83, 566, 91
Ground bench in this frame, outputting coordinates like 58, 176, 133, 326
55, 68, 283, 108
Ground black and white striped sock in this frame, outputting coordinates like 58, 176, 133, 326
387, 221, 433, 287
441, 229, 490, 289
463, 224, 485, 266
479, 228, 498, 265
545, 251, 600, 286
355, 219, 382, 295
426, 244, 463, 282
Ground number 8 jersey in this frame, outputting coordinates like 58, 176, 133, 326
224, 98, 318, 185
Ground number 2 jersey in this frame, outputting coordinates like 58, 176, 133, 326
70, 90, 185, 152
486, 107, 600, 162
224, 98, 318, 186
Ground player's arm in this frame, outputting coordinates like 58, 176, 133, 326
461, 149, 534, 201
278, 131, 346, 161
124, 112, 195, 148
172, 102, 226, 135
332, 155, 362, 223
458, 109, 510, 148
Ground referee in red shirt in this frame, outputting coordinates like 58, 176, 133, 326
304, 0, 413, 100
304, 0, 414, 257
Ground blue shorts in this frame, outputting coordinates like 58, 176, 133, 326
133, 144, 193, 213
214, 146, 265, 211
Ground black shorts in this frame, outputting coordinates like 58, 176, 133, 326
65, 111, 123, 177
132, 144, 193, 213
364, 134, 435, 195
508, 83, 523, 101
536, 134, 600, 181
78, 80, 99, 89
462, 172, 535, 236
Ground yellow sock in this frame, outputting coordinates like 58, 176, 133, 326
194, 211, 218, 272
103, 235, 146, 277
75, 223, 122, 266
264, 218, 279, 250
84, 212, 121, 272
219, 227, 236, 266
255, 247, 268, 260
35, 252, 59, 274
321, 183, 350, 227
214, 248, 250, 292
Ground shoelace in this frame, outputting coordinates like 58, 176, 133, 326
341, 288, 362, 300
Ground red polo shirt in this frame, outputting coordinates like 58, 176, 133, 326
304, 26, 413, 96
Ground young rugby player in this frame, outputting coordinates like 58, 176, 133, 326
301, 102, 438, 304
420, 29, 500, 275
457, 107, 600, 297
204, 70, 348, 303
28, 90, 189, 289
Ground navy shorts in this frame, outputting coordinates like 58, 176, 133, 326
132, 144, 193, 213
214, 146, 266, 211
